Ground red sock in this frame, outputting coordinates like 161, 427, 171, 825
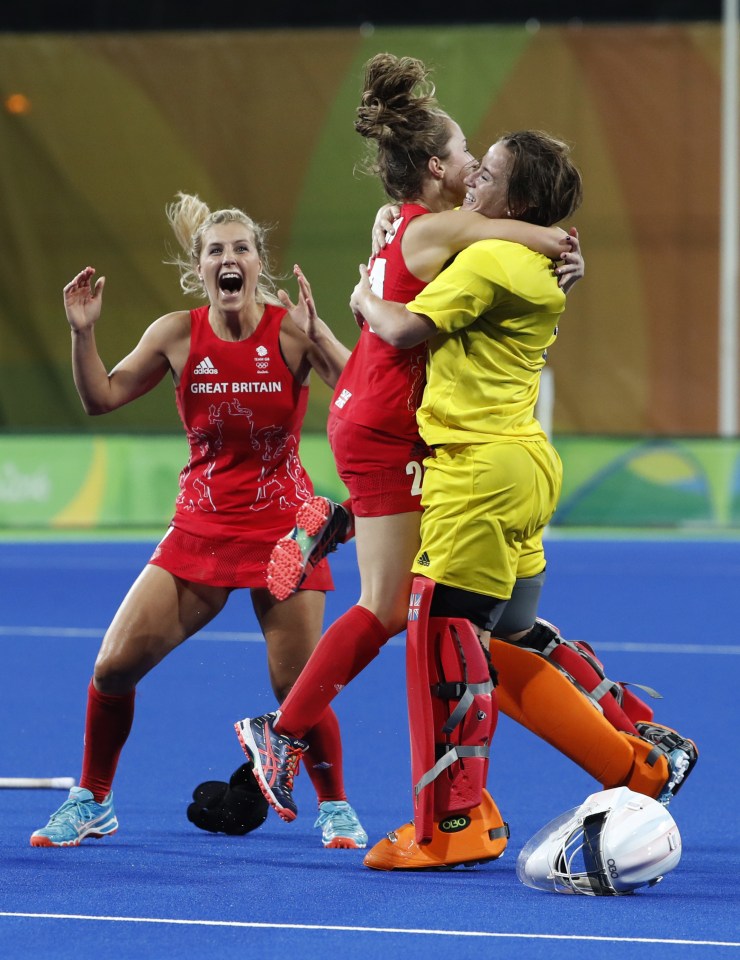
302, 707, 346, 804
79, 679, 135, 802
277, 605, 390, 738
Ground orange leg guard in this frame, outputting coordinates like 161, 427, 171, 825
490, 638, 668, 798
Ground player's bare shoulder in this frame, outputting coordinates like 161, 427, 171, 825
148, 309, 191, 339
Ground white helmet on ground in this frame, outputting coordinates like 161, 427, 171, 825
516, 786, 682, 896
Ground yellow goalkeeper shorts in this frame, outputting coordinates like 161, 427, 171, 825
412, 437, 562, 599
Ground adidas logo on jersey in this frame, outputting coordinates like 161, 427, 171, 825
416, 551, 431, 567
193, 356, 218, 375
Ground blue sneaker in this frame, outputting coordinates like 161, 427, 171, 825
267, 497, 354, 601
635, 722, 698, 804
30, 786, 118, 847
314, 800, 368, 849
235, 712, 307, 822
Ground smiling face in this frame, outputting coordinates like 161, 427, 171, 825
461, 142, 514, 219
439, 118, 478, 205
197, 221, 263, 309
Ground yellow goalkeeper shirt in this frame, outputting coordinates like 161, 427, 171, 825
406, 239, 565, 446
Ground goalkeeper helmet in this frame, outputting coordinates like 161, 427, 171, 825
516, 786, 681, 896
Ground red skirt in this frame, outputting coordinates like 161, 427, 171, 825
148, 524, 334, 591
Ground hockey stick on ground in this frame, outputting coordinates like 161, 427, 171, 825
0, 777, 76, 790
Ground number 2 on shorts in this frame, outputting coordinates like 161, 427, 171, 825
406, 460, 423, 496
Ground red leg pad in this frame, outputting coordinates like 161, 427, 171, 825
406, 577, 497, 845
407, 577, 436, 843
430, 616, 496, 815
620, 685, 655, 724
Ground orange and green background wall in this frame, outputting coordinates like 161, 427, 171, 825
1, 24, 736, 531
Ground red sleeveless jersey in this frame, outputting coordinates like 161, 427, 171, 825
331, 203, 429, 439
172, 304, 315, 542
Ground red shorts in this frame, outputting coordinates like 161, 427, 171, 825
327, 412, 430, 518
148, 524, 334, 591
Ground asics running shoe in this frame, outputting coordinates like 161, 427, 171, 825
30, 787, 118, 847
635, 721, 698, 804
267, 497, 354, 601
235, 712, 307, 821
314, 800, 368, 849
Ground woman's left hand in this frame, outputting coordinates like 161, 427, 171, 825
349, 264, 372, 329
555, 227, 584, 293
279, 264, 319, 341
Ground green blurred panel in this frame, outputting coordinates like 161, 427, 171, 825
732, 454, 740, 524
0, 435, 99, 526
555, 466, 713, 527
554, 437, 740, 528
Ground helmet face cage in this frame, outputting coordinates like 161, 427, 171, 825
554, 812, 611, 895
517, 787, 682, 896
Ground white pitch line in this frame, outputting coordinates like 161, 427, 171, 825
0, 626, 739, 655
589, 641, 740, 655
0, 913, 737, 947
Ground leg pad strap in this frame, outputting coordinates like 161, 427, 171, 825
513, 618, 660, 733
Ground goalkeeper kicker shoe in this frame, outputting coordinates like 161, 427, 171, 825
267, 496, 354, 601
235, 712, 307, 822
314, 800, 368, 849
30, 787, 118, 847
363, 790, 509, 871
635, 721, 698, 804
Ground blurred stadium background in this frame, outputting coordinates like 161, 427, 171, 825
1, 0, 737, 532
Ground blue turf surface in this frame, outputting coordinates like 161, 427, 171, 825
0, 537, 738, 959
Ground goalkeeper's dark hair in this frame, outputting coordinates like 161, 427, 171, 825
498, 130, 583, 227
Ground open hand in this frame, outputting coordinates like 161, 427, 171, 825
63, 266, 105, 332
278, 264, 320, 341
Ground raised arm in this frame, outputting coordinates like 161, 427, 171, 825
65, 266, 173, 415
278, 265, 350, 389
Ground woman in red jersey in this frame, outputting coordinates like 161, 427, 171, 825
237, 54, 582, 823
30, 193, 368, 851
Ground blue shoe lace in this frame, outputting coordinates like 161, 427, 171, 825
31, 786, 117, 846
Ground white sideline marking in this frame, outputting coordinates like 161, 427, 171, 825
585, 641, 740, 655
1, 625, 739, 655
0, 912, 738, 947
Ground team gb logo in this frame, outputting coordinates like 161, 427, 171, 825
255, 344, 270, 373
